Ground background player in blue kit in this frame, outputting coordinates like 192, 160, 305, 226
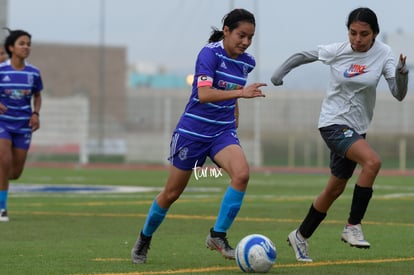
0, 29, 43, 222
271, 7, 408, 262
131, 8, 266, 264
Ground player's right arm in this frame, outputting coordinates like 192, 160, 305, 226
271, 50, 319, 86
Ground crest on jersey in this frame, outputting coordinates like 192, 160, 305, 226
27, 74, 34, 85
243, 64, 249, 77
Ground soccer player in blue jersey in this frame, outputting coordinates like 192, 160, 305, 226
271, 7, 408, 262
0, 29, 43, 222
131, 8, 266, 264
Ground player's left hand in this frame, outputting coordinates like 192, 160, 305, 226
400, 53, 407, 65
398, 53, 408, 74
29, 114, 40, 132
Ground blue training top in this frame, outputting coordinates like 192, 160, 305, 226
175, 40, 255, 141
0, 60, 43, 133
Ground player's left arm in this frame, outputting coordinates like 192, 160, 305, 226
387, 53, 409, 101
30, 92, 42, 132
235, 100, 239, 128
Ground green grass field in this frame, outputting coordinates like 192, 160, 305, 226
1, 165, 413, 275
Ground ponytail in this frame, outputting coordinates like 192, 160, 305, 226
208, 28, 224, 43
207, 8, 255, 43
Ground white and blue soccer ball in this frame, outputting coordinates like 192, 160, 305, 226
235, 234, 277, 273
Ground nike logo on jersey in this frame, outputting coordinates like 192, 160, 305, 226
343, 64, 367, 78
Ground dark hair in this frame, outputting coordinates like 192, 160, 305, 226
3, 27, 32, 57
346, 7, 379, 34
208, 8, 255, 43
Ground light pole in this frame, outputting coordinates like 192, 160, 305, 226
98, 0, 106, 153
253, 1, 262, 167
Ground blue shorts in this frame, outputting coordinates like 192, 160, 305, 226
168, 130, 240, 170
0, 125, 32, 150
319, 125, 365, 179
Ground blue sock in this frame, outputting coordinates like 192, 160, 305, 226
0, 190, 8, 210
142, 199, 168, 237
213, 186, 245, 233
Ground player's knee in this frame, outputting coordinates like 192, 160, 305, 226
0, 154, 11, 166
232, 169, 250, 185
9, 172, 21, 180
365, 156, 382, 174
331, 186, 346, 198
9, 167, 24, 180
163, 191, 182, 205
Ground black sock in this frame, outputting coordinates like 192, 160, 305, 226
298, 204, 327, 239
210, 227, 226, 237
140, 231, 152, 240
348, 184, 373, 225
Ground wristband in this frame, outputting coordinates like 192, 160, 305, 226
32, 111, 39, 117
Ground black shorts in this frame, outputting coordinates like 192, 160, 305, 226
319, 124, 365, 179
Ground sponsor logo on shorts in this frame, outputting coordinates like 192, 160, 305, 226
342, 128, 354, 138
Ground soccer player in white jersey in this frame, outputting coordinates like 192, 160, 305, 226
271, 7, 408, 262
0, 29, 43, 222
131, 9, 266, 264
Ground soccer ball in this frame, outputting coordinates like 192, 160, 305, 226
235, 234, 277, 273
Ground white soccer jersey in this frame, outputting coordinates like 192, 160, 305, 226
317, 40, 395, 134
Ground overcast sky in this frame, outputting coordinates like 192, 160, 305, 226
6, 0, 414, 90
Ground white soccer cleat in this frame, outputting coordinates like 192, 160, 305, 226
0, 209, 9, 222
341, 224, 370, 248
206, 228, 235, 260
287, 229, 312, 262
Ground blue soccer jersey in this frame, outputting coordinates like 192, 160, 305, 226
176, 41, 255, 141
0, 60, 43, 133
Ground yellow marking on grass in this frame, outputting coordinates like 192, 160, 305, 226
86, 257, 414, 275
88, 263, 238, 274
12, 210, 414, 227
15, 194, 413, 208
279, 256, 414, 267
